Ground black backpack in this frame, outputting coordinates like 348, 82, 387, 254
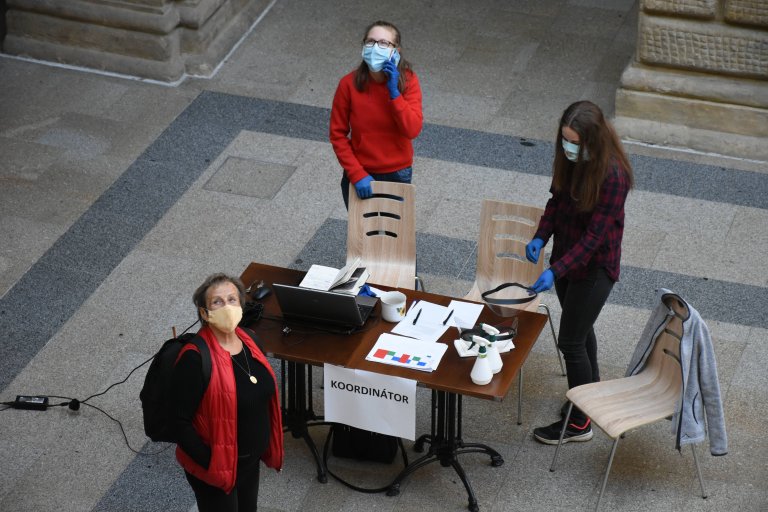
139, 333, 212, 443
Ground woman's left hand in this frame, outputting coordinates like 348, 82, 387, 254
382, 57, 400, 99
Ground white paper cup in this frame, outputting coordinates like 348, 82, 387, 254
380, 291, 407, 322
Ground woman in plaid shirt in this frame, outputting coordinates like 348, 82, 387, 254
526, 101, 634, 445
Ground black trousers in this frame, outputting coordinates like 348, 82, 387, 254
554, 266, 614, 419
185, 454, 261, 512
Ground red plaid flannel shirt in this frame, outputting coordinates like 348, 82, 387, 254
534, 160, 631, 282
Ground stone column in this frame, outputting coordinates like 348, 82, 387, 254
614, 0, 768, 161
2, 0, 272, 82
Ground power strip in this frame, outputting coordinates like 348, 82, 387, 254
14, 395, 49, 410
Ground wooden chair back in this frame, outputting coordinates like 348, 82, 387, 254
567, 294, 688, 438
465, 200, 544, 312
643, 295, 686, 389
346, 181, 417, 289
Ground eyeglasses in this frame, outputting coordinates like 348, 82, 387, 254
363, 39, 396, 50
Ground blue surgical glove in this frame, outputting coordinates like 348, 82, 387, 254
531, 269, 555, 293
357, 284, 377, 297
382, 57, 400, 99
526, 238, 545, 263
354, 175, 374, 199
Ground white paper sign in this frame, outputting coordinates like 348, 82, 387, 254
323, 364, 416, 440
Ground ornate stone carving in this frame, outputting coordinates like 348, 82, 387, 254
638, 16, 768, 78
615, 1, 768, 160
725, 0, 768, 27
642, 0, 716, 18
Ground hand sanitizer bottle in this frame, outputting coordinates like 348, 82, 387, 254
470, 336, 493, 385
481, 324, 503, 374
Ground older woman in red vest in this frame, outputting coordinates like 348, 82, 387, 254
171, 273, 283, 511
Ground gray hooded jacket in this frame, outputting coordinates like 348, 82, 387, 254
625, 289, 727, 456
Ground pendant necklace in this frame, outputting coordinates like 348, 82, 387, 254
231, 345, 257, 384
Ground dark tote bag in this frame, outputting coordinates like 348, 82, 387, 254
330, 424, 399, 464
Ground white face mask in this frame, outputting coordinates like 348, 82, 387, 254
361, 45, 400, 72
205, 304, 242, 333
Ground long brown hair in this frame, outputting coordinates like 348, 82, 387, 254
354, 20, 413, 93
552, 101, 633, 212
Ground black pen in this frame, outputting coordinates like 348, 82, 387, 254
442, 309, 454, 325
412, 308, 422, 325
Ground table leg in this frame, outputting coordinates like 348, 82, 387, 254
386, 391, 503, 512
281, 361, 332, 483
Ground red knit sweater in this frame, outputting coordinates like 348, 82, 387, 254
330, 69, 423, 184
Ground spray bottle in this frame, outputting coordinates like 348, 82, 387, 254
480, 323, 503, 374
470, 335, 493, 385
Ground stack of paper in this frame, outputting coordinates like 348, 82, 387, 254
391, 300, 453, 343
366, 299, 488, 372
366, 333, 448, 372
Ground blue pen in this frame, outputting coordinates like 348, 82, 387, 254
442, 309, 454, 325
412, 308, 422, 325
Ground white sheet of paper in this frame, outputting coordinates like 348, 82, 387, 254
324, 364, 416, 440
446, 300, 484, 329
391, 300, 452, 343
368, 285, 386, 297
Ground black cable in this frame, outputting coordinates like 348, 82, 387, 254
321, 426, 407, 493
45, 394, 172, 455
0, 319, 200, 454
82, 401, 172, 455
47, 396, 74, 408
81, 319, 199, 404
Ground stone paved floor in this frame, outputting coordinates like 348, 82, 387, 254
1, 1, 766, 511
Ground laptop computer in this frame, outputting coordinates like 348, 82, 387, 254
273, 283, 379, 333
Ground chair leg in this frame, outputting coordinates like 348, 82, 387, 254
550, 402, 573, 472
538, 303, 566, 376
595, 437, 620, 512
414, 275, 425, 292
691, 444, 708, 499
517, 365, 523, 425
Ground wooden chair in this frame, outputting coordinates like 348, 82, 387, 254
465, 199, 565, 366
347, 181, 421, 290
550, 294, 708, 511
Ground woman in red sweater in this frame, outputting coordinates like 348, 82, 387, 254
330, 20, 423, 208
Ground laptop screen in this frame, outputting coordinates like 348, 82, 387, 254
272, 283, 378, 329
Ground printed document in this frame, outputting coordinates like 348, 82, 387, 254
366, 333, 448, 372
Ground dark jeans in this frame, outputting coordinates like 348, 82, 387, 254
185, 454, 261, 512
341, 166, 413, 209
554, 266, 614, 420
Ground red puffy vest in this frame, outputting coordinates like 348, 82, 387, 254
175, 326, 283, 492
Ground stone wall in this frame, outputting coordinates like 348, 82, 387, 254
615, 0, 768, 161
2, 0, 272, 82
